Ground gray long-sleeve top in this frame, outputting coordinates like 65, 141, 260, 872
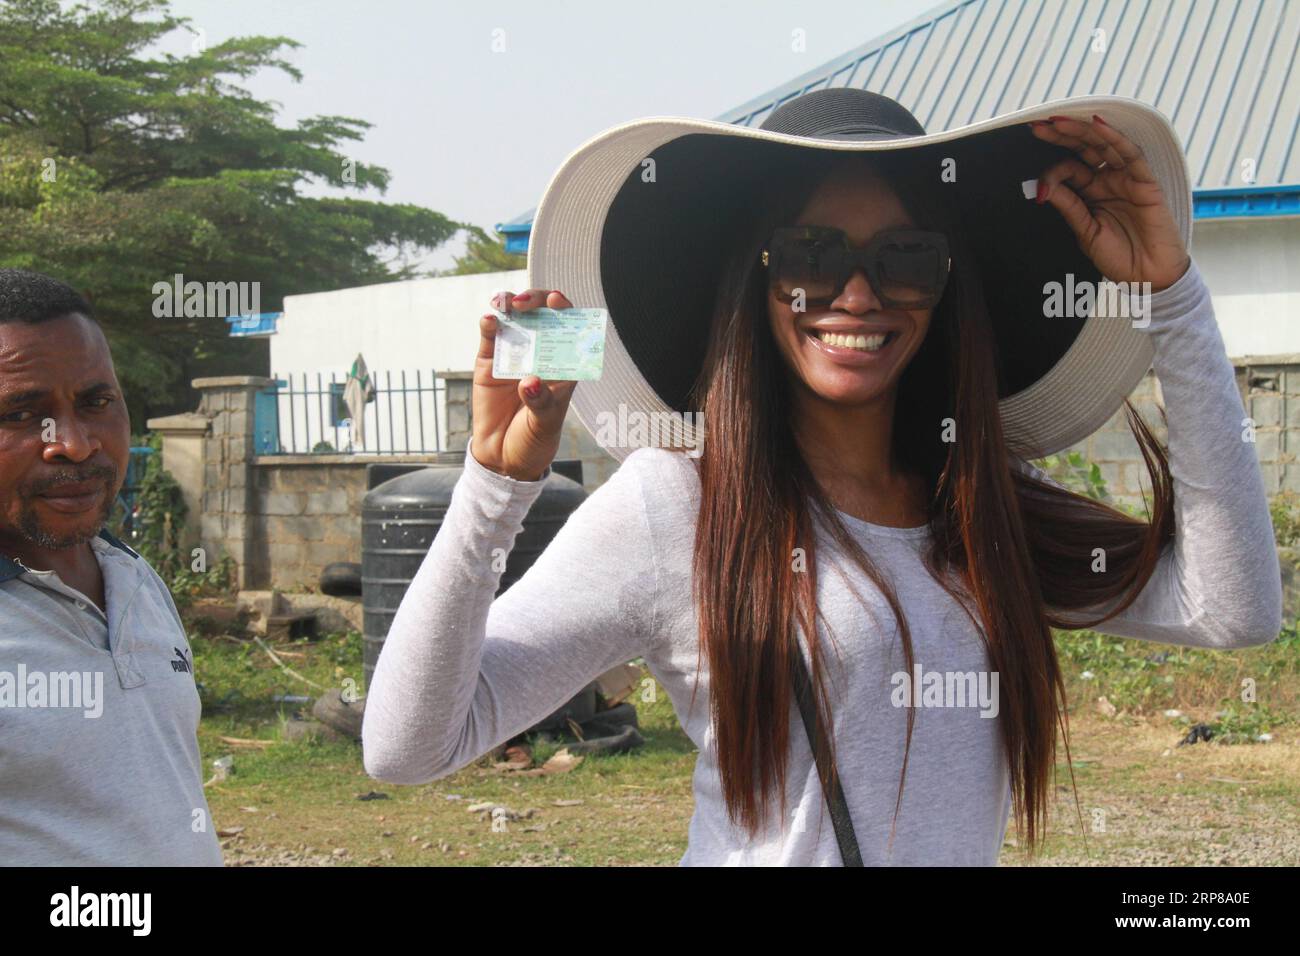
361, 259, 1282, 865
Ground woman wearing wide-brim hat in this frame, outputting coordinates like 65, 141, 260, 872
363, 89, 1282, 865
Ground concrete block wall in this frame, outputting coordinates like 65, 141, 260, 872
1052, 358, 1300, 508
193, 376, 272, 588
1055, 369, 1167, 506
1234, 358, 1300, 496
180, 375, 473, 590
164, 361, 1299, 600
247, 458, 374, 589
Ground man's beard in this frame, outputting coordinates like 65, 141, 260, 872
16, 466, 119, 550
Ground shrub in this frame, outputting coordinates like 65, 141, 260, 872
1032, 449, 1111, 502
1270, 490, 1300, 549
110, 434, 234, 605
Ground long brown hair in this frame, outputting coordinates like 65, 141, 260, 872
681, 146, 1175, 855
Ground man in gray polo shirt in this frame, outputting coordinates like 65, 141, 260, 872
0, 270, 222, 865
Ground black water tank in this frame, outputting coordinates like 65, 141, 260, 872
361, 463, 587, 689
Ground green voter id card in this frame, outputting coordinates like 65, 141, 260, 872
490, 305, 607, 381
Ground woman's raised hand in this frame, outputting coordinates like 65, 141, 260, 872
1029, 114, 1191, 292
471, 289, 579, 482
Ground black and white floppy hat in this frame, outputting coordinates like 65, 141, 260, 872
525, 88, 1192, 463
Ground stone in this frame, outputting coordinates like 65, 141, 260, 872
266, 611, 317, 642
309, 543, 358, 567
1249, 394, 1281, 427
1098, 462, 1122, 493
279, 467, 330, 492
1121, 463, 1152, 497
300, 518, 329, 542
316, 517, 357, 546
266, 516, 320, 543
1255, 429, 1281, 462
268, 542, 306, 574
1131, 400, 1165, 430
307, 489, 351, 516
1088, 430, 1139, 461
275, 592, 363, 631
312, 689, 365, 740
1259, 463, 1281, 494
263, 492, 304, 516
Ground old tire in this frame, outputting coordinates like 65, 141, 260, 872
320, 562, 362, 597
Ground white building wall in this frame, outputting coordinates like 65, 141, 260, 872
269, 269, 527, 454
274, 269, 528, 379
1187, 218, 1300, 358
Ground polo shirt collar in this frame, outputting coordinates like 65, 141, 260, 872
96, 528, 140, 559
0, 528, 139, 582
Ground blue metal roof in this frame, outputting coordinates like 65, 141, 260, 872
225, 312, 281, 337
500, 0, 1300, 248
496, 207, 535, 255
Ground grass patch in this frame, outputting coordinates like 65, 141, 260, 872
195, 613, 1300, 865
195, 630, 696, 865
1055, 621, 1300, 730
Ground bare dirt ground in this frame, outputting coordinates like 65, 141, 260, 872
999, 713, 1300, 866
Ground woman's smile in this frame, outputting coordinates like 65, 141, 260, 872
800, 319, 904, 365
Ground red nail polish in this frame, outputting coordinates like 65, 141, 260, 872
524, 382, 541, 398
511, 292, 529, 303
1093, 114, 1108, 126
1036, 181, 1048, 204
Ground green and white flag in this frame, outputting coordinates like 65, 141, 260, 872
342, 354, 375, 448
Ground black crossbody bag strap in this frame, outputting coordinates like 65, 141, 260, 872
790, 649, 863, 866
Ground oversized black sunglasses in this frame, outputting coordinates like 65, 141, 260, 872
760, 226, 951, 310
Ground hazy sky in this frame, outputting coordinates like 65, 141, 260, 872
161, 0, 940, 271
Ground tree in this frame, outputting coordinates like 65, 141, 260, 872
439, 224, 527, 276
0, 0, 465, 426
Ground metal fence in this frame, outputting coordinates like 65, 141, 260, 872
115, 445, 157, 536
256, 371, 450, 455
